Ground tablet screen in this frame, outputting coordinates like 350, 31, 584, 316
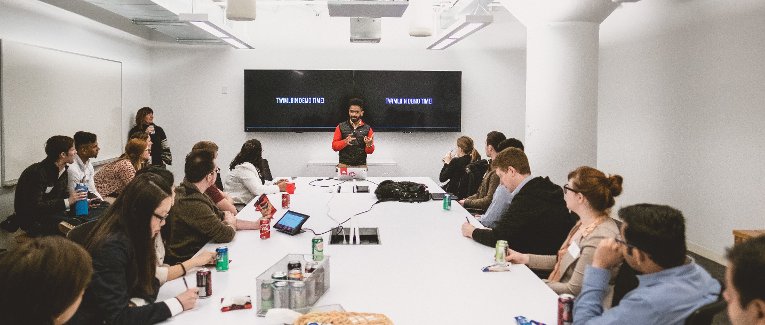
274, 210, 309, 234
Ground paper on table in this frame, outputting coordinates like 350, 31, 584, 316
465, 214, 488, 229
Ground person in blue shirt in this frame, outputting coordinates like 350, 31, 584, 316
474, 138, 524, 228
574, 204, 720, 325
723, 234, 765, 325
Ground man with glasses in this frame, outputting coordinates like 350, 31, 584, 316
163, 150, 259, 265
574, 204, 720, 325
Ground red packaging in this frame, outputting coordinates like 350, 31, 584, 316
197, 268, 212, 298
282, 193, 290, 209
558, 294, 574, 325
254, 194, 276, 219
259, 217, 270, 239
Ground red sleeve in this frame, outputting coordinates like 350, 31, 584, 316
332, 125, 347, 151
204, 185, 225, 204
365, 128, 375, 154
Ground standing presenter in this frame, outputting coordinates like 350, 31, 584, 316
331, 98, 375, 167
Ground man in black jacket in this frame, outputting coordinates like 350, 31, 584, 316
461, 147, 574, 255
14, 135, 87, 236
331, 98, 375, 167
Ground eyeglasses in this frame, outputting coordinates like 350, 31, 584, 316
153, 212, 169, 222
563, 185, 580, 194
615, 238, 637, 250
212, 167, 220, 174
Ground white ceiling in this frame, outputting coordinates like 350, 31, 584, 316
39, 0, 527, 50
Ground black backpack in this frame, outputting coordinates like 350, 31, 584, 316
374, 180, 431, 203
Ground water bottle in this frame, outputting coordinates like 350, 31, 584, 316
74, 183, 89, 216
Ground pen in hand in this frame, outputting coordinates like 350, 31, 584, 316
182, 276, 189, 289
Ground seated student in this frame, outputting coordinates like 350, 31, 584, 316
458, 131, 505, 212
724, 235, 765, 325
14, 135, 87, 236
164, 150, 261, 265
460, 147, 574, 255
191, 141, 238, 215
0, 236, 93, 325
439, 136, 481, 198
134, 167, 217, 286
69, 173, 198, 324
94, 139, 149, 198
68, 131, 104, 201
505, 166, 622, 297
473, 138, 524, 228
574, 204, 720, 325
225, 139, 287, 205
129, 131, 152, 165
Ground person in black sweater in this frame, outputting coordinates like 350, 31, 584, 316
69, 173, 198, 324
13, 135, 87, 236
439, 136, 481, 198
128, 106, 172, 167
461, 147, 575, 256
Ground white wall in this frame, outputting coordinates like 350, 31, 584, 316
149, 46, 527, 183
0, 0, 151, 227
598, 0, 765, 262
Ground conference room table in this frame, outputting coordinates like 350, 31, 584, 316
157, 177, 559, 324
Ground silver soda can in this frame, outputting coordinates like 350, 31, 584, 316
289, 281, 307, 309
272, 281, 288, 308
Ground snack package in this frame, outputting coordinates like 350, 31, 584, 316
254, 194, 277, 219
220, 295, 252, 312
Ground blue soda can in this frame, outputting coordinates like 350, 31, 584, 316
216, 246, 229, 271
74, 183, 89, 216
442, 194, 451, 210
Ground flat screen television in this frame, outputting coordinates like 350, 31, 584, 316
244, 70, 461, 132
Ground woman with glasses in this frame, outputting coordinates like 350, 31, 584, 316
94, 139, 150, 199
133, 167, 217, 287
69, 173, 198, 324
505, 166, 623, 298
225, 139, 287, 205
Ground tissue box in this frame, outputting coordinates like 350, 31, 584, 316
256, 254, 330, 316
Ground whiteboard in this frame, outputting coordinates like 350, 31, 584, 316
1, 40, 122, 186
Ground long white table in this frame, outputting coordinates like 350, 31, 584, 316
157, 177, 558, 324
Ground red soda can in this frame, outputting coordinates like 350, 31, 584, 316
259, 217, 270, 239
196, 268, 212, 298
282, 193, 290, 209
558, 293, 574, 325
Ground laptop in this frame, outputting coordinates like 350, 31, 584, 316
336, 167, 368, 180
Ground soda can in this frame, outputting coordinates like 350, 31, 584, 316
288, 269, 303, 281
74, 183, 89, 216
558, 293, 575, 325
304, 261, 317, 274
215, 247, 229, 271
495, 240, 508, 264
260, 279, 274, 311
272, 281, 288, 308
442, 194, 451, 210
289, 281, 307, 309
312, 236, 324, 261
196, 268, 212, 298
271, 271, 287, 280
281, 193, 290, 209
259, 217, 270, 240
287, 260, 302, 271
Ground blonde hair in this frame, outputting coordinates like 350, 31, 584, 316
457, 136, 480, 162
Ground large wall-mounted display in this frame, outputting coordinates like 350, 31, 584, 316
244, 70, 461, 132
